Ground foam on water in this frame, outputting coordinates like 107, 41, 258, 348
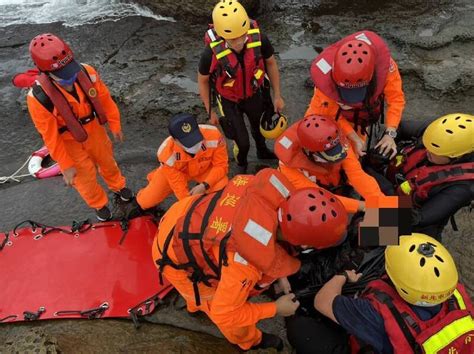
0, 0, 174, 27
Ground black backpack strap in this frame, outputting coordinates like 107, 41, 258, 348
32, 84, 54, 113
179, 193, 220, 306
373, 290, 421, 352
197, 189, 225, 277
155, 226, 194, 284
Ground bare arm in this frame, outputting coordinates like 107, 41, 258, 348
265, 55, 284, 112
314, 270, 362, 323
198, 72, 218, 124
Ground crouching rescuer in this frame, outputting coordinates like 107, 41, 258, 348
152, 168, 349, 350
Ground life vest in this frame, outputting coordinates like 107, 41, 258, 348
362, 279, 474, 354
204, 20, 266, 103
156, 169, 299, 306
389, 145, 474, 204
275, 122, 343, 188
310, 31, 392, 130
33, 65, 108, 142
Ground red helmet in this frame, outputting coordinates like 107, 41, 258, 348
296, 115, 348, 162
332, 40, 375, 104
278, 187, 348, 249
333, 39, 375, 87
29, 33, 75, 73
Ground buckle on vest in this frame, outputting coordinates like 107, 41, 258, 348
401, 312, 421, 334
57, 114, 96, 134
223, 64, 235, 78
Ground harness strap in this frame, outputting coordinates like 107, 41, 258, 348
198, 190, 225, 279
156, 226, 176, 285
179, 194, 212, 306
401, 312, 421, 335
58, 114, 96, 134
210, 39, 236, 78
32, 84, 54, 112
373, 290, 421, 352
416, 167, 474, 185
218, 230, 232, 269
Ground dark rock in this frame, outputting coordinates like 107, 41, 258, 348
136, 0, 260, 20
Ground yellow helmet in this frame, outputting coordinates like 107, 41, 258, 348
260, 113, 288, 140
385, 233, 458, 306
422, 113, 474, 158
212, 0, 250, 39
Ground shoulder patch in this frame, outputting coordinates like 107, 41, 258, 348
81, 63, 98, 82
157, 137, 172, 157
355, 32, 372, 45
199, 124, 218, 131
316, 58, 332, 75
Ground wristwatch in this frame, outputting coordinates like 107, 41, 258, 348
384, 129, 398, 139
336, 271, 349, 282
202, 182, 210, 190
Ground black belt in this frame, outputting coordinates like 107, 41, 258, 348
58, 115, 95, 134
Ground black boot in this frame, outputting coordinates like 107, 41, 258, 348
249, 332, 284, 352
257, 147, 277, 160
115, 187, 133, 202
96, 206, 112, 222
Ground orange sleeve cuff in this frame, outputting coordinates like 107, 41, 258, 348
336, 195, 360, 214
256, 302, 277, 320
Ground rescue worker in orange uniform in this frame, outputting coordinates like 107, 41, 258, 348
153, 168, 349, 350
26, 33, 131, 221
307, 31, 405, 159
275, 115, 384, 213
136, 113, 228, 210
198, 1, 284, 173
315, 233, 474, 354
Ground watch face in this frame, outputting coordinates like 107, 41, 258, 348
387, 130, 397, 138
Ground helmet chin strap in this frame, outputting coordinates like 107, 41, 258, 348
302, 148, 330, 164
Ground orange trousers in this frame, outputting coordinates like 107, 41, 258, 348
64, 124, 126, 209
152, 198, 263, 350
136, 167, 228, 210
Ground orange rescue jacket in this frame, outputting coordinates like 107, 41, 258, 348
157, 124, 228, 200
306, 58, 405, 137
156, 169, 300, 305
275, 121, 383, 213
26, 64, 121, 170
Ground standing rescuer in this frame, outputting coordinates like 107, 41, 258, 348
27, 33, 132, 221
153, 169, 349, 350
198, 0, 284, 173
307, 31, 405, 158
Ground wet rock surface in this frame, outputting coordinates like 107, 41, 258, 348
0, 0, 472, 352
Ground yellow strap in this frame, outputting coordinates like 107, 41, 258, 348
216, 49, 232, 60
246, 41, 262, 49
254, 69, 264, 80
395, 155, 404, 167
453, 289, 467, 310
422, 315, 474, 353
400, 181, 412, 195
248, 28, 260, 34
210, 39, 224, 49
